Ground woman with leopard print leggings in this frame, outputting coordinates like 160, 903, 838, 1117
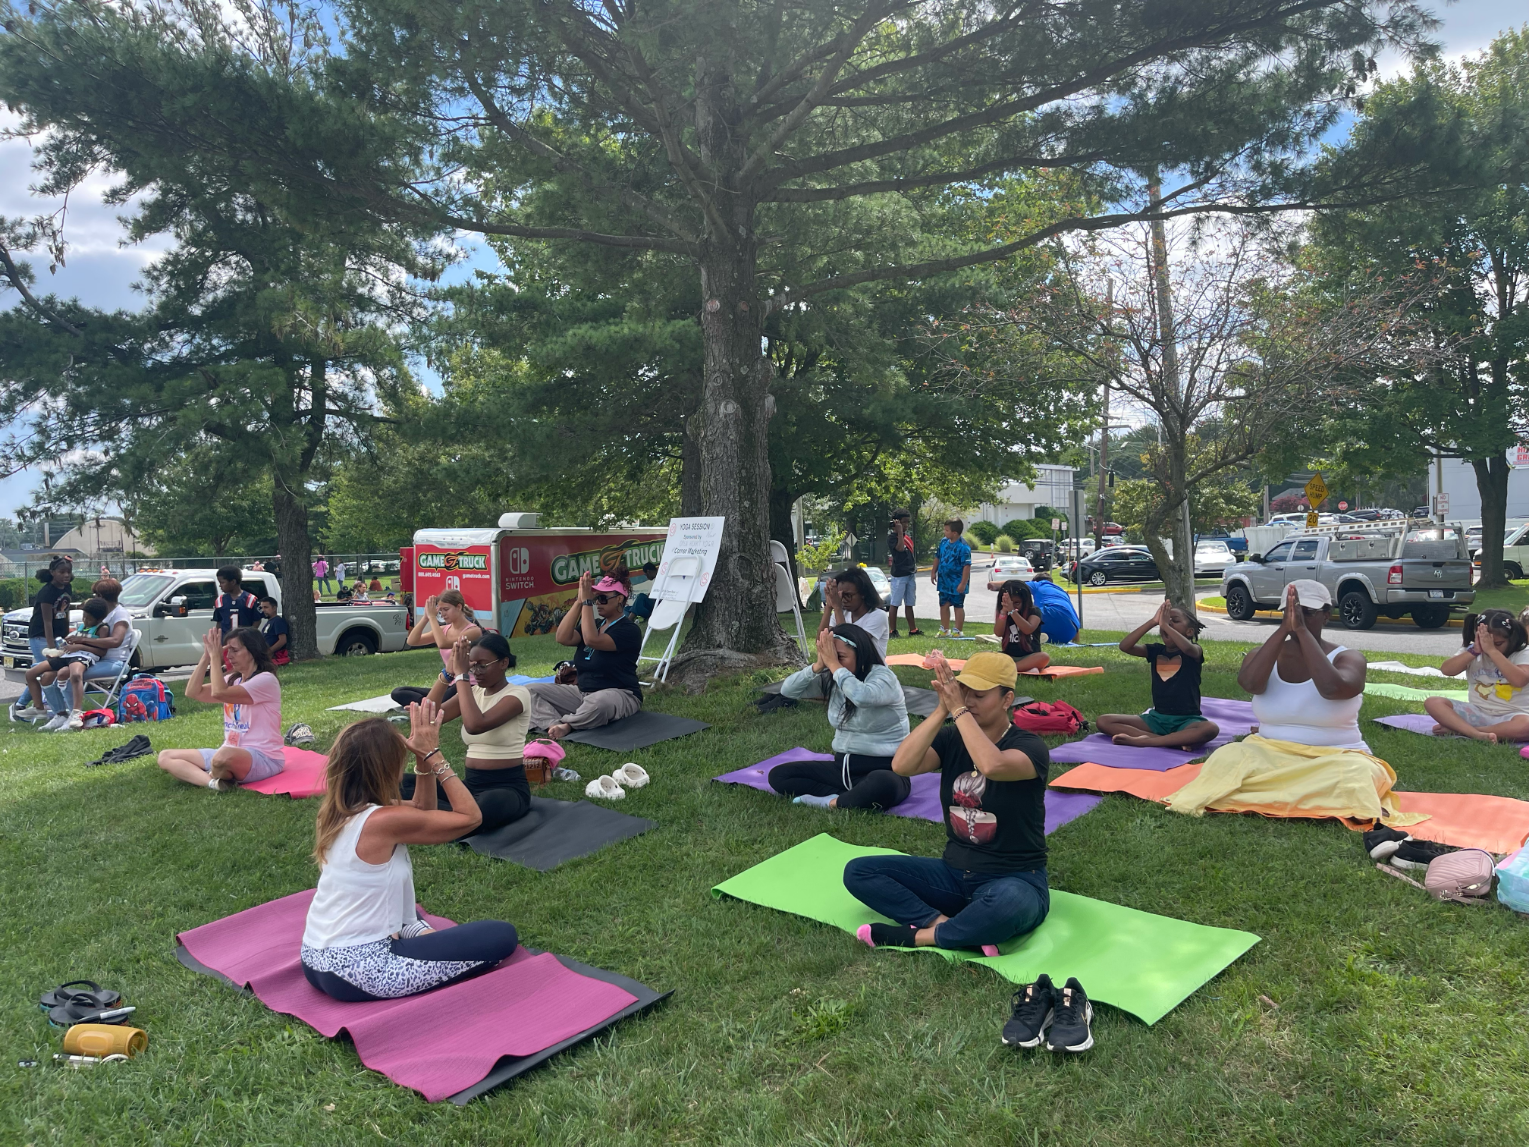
299, 706, 519, 1002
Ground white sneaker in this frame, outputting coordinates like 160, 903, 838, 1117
614, 763, 649, 789
11, 704, 46, 721
584, 775, 626, 800
67, 711, 85, 730
41, 713, 71, 732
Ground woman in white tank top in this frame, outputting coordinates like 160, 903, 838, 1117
300, 703, 519, 1002
1238, 582, 1368, 751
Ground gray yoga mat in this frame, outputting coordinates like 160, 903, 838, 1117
757, 680, 1030, 719
562, 710, 710, 751
174, 943, 670, 1105
462, 797, 657, 871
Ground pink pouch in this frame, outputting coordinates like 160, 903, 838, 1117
521, 739, 565, 784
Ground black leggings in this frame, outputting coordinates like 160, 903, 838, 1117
399, 764, 531, 835
392, 682, 457, 707
768, 753, 911, 811
302, 920, 520, 1002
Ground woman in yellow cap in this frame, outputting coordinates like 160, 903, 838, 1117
843, 650, 1050, 955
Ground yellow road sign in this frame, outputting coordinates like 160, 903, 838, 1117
1304, 473, 1328, 509
1305, 512, 1319, 528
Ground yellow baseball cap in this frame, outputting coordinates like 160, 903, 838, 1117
953, 651, 1018, 693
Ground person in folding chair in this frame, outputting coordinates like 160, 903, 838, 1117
528, 567, 643, 740
30, 578, 136, 730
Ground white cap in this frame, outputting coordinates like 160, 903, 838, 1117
1289, 579, 1331, 609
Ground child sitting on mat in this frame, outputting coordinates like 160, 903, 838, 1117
770, 623, 911, 811
1097, 601, 1219, 748
993, 580, 1050, 674
843, 651, 1049, 955
300, 706, 520, 1002
1424, 609, 1529, 743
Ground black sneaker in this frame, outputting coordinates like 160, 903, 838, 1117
1001, 974, 1055, 1048
1363, 825, 1410, 861
1391, 839, 1456, 871
1045, 977, 1094, 1053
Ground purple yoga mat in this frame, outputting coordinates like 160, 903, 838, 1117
714, 749, 1102, 833
1375, 713, 1448, 735
1049, 697, 1258, 772
178, 891, 637, 1102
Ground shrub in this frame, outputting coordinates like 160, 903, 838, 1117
1000, 519, 1031, 540
0, 578, 30, 610
995, 535, 1013, 552
967, 520, 999, 545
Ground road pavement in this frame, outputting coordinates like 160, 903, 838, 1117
952, 556, 1462, 657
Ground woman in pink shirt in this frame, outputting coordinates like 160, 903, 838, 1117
158, 627, 284, 790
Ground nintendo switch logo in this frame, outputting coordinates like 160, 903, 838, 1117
446, 576, 460, 592
506, 547, 532, 575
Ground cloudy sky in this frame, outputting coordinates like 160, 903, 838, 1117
0, 2, 1522, 517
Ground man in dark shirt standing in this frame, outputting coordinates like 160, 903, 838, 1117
212, 566, 261, 636
885, 508, 922, 638
844, 651, 1049, 952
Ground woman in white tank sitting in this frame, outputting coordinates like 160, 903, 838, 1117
300, 704, 519, 1002
1167, 580, 1421, 826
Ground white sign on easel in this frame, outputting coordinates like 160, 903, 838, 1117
652, 516, 725, 603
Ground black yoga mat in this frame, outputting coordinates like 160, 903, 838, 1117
561, 710, 709, 751
462, 797, 656, 871
174, 944, 671, 1105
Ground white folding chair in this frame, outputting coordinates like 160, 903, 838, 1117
770, 543, 808, 657
84, 627, 142, 711
636, 597, 690, 685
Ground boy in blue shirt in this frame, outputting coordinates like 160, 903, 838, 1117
930, 518, 972, 636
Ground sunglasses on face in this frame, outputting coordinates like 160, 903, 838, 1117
593, 593, 619, 605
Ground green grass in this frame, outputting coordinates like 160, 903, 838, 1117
5, 620, 1529, 1145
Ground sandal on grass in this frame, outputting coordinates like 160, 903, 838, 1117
40, 981, 121, 1011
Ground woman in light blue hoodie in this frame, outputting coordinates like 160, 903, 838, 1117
770, 623, 912, 811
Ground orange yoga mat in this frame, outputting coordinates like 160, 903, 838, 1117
1393, 792, 1529, 855
1049, 763, 1201, 803
885, 654, 1104, 680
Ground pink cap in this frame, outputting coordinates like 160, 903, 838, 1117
593, 575, 629, 595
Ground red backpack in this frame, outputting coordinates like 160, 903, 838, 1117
1011, 700, 1087, 735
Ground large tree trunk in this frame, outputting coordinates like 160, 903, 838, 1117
272, 476, 318, 660
1472, 454, 1511, 588
667, 234, 801, 687
680, 408, 703, 518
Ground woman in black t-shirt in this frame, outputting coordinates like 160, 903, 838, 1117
527, 567, 644, 739
993, 580, 1050, 674
843, 650, 1050, 954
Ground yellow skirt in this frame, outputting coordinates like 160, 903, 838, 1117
1163, 735, 1429, 826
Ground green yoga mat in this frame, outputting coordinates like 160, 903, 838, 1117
712, 834, 1260, 1025
1365, 682, 1468, 703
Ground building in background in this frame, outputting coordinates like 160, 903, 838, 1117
972, 465, 1076, 526
51, 517, 154, 556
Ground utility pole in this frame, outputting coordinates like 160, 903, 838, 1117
1095, 277, 1114, 552
1147, 171, 1194, 613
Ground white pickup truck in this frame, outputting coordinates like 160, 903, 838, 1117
1, 568, 408, 670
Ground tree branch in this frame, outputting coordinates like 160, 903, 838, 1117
0, 240, 83, 336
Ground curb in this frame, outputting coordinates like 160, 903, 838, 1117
1198, 601, 1464, 628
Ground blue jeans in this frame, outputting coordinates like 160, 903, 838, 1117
843, 855, 1049, 950
44, 660, 123, 714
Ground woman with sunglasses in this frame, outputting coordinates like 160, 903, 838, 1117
1165, 581, 1422, 828
400, 633, 533, 835
527, 568, 643, 739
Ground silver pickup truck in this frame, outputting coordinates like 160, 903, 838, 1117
2, 567, 408, 670
1220, 524, 1474, 630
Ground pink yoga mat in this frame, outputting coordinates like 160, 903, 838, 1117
242, 747, 328, 798
715, 748, 1102, 834
178, 890, 638, 1102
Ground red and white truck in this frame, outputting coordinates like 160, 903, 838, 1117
402, 514, 667, 639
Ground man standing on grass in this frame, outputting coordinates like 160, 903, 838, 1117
887, 509, 922, 638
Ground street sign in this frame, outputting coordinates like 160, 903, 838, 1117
1338, 501, 1348, 511
1510, 444, 1529, 469
1433, 492, 1450, 514
1305, 512, 1319, 528
1304, 472, 1328, 509
1051, 518, 1060, 531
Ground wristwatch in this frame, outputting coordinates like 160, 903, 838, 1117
582, 598, 596, 606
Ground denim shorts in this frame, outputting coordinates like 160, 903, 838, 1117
200, 746, 286, 783
888, 575, 917, 607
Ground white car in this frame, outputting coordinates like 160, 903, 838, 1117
1193, 540, 1237, 577
986, 555, 1036, 589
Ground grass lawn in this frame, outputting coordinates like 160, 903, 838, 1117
5, 619, 1529, 1145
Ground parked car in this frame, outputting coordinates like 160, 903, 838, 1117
1015, 539, 1055, 571
1, 568, 408, 671
1220, 524, 1473, 630
987, 555, 1036, 589
1193, 540, 1237, 578
1411, 506, 1432, 519
1344, 508, 1382, 521
1068, 547, 1160, 586
1495, 523, 1529, 579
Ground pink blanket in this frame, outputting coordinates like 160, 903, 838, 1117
178, 890, 637, 1101
242, 747, 328, 798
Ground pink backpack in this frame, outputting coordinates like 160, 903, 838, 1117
1011, 700, 1087, 735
